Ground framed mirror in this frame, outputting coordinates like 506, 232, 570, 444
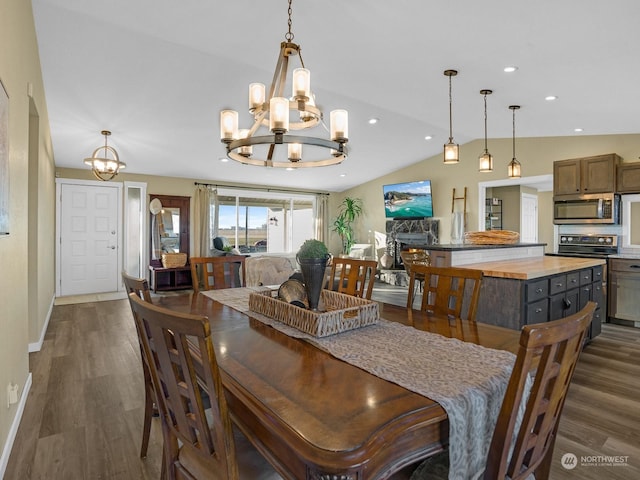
149, 194, 190, 267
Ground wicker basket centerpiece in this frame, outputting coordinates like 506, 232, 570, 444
161, 252, 188, 268
249, 289, 379, 338
464, 230, 520, 245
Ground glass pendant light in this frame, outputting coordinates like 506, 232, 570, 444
478, 89, 493, 172
443, 69, 459, 164
508, 105, 522, 178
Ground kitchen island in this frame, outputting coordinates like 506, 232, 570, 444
461, 256, 605, 341
418, 242, 547, 267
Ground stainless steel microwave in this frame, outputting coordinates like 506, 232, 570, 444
553, 193, 619, 224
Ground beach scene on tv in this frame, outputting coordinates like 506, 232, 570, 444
383, 180, 433, 219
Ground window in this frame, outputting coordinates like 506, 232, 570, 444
213, 189, 316, 254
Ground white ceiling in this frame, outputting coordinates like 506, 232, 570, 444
32, 0, 640, 192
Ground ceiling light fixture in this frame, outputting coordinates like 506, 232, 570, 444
503, 66, 518, 73
508, 105, 521, 179
443, 69, 459, 164
83, 130, 125, 181
219, 0, 348, 168
478, 90, 493, 172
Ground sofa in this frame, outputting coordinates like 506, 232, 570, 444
245, 256, 296, 287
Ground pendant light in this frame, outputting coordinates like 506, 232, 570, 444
508, 105, 522, 178
478, 89, 493, 172
443, 69, 459, 164
83, 130, 126, 181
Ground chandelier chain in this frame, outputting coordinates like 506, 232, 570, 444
286, 0, 294, 42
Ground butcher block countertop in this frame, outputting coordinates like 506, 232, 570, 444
461, 256, 605, 280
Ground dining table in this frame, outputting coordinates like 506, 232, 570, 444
154, 288, 521, 480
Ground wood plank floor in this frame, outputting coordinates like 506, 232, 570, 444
4, 297, 640, 479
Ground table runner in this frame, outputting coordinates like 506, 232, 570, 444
202, 288, 518, 480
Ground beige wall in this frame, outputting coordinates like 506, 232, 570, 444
1, 0, 56, 465
334, 134, 640, 254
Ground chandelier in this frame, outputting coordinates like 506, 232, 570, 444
83, 130, 126, 181
219, 0, 348, 168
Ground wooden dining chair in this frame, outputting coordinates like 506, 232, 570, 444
408, 264, 483, 321
408, 301, 596, 480
127, 293, 282, 480
121, 271, 156, 459
326, 257, 378, 299
400, 249, 431, 308
190, 255, 247, 294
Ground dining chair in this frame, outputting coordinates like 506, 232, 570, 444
408, 264, 483, 321
409, 301, 596, 480
399, 249, 431, 308
121, 271, 156, 458
127, 293, 282, 480
326, 257, 378, 299
190, 255, 247, 294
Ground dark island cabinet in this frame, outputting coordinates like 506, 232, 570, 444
476, 265, 604, 342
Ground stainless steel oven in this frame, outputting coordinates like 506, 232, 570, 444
553, 193, 619, 224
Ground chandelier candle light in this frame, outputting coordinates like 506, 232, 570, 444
443, 69, 459, 164
220, 0, 348, 168
478, 89, 494, 172
508, 105, 522, 178
83, 130, 126, 181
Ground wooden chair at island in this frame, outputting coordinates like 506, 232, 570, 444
409, 301, 596, 480
127, 293, 282, 480
400, 249, 431, 308
326, 257, 378, 300
408, 264, 483, 322
190, 255, 247, 294
121, 272, 156, 459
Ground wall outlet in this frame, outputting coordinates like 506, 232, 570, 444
7, 383, 18, 408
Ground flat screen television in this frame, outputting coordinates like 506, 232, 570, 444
383, 180, 433, 219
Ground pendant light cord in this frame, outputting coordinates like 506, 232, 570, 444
448, 75, 454, 142
483, 93, 488, 151
512, 107, 516, 157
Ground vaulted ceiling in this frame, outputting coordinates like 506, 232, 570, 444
33, 0, 640, 192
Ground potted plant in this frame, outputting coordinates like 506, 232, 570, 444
332, 197, 363, 255
296, 239, 330, 311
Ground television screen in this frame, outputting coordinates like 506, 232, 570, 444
383, 180, 433, 219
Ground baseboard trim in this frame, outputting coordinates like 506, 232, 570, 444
0, 372, 32, 479
28, 294, 55, 353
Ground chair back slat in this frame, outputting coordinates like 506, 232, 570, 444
128, 293, 239, 479
410, 265, 483, 321
327, 257, 378, 299
190, 255, 247, 293
484, 301, 596, 480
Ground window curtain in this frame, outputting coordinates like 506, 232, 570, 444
315, 193, 329, 243
194, 185, 217, 257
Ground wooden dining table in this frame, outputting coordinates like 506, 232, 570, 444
154, 291, 521, 480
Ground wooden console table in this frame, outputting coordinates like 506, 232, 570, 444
149, 265, 192, 292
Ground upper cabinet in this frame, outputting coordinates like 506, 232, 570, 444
149, 194, 190, 267
553, 153, 620, 196
616, 162, 640, 194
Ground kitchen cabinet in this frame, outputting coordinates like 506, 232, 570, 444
616, 162, 640, 193
553, 153, 620, 196
474, 265, 604, 342
609, 257, 640, 327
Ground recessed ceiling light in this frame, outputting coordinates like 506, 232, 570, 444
219, 157, 229, 162
339, 173, 346, 177
286, 167, 295, 171
574, 128, 584, 132
545, 95, 558, 101
368, 118, 379, 125
503, 66, 518, 73
424, 135, 432, 141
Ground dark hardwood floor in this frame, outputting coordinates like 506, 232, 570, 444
4, 295, 639, 479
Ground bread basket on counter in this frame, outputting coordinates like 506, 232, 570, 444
464, 230, 520, 245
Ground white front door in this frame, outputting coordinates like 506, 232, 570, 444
57, 181, 122, 296
520, 193, 538, 243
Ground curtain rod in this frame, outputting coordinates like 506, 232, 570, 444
194, 182, 329, 196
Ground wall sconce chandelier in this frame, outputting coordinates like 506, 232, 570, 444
83, 130, 125, 181
478, 89, 493, 172
220, 0, 348, 168
443, 69, 459, 164
508, 105, 522, 178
